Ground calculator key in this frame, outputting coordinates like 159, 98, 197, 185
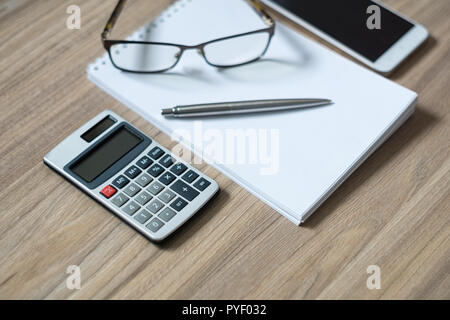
158, 172, 176, 185
135, 173, 153, 187
134, 209, 152, 224
111, 193, 129, 207
158, 207, 177, 222
135, 190, 152, 206
147, 164, 164, 177
159, 154, 174, 168
122, 201, 140, 216
147, 181, 164, 195
193, 177, 211, 191
136, 155, 153, 169
170, 163, 188, 176
123, 183, 141, 197
158, 189, 176, 203
124, 165, 142, 179
182, 170, 199, 183
100, 185, 117, 199
146, 218, 164, 233
111, 175, 129, 189
148, 147, 164, 160
170, 180, 199, 201
146, 199, 164, 214
170, 197, 188, 212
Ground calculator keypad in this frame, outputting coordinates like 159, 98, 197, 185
112, 193, 129, 207
112, 175, 129, 189
146, 199, 164, 214
123, 201, 140, 216
158, 189, 176, 203
134, 209, 152, 224
159, 154, 174, 168
159, 172, 176, 185
170, 180, 199, 201
124, 165, 142, 179
136, 156, 153, 169
170, 163, 187, 176
193, 177, 211, 191
123, 183, 141, 197
147, 181, 164, 195
135, 191, 152, 205
147, 218, 164, 232
135, 173, 152, 187
100, 185, 117, 199
182, 170, 199, 183
148, 147, 164, 160
170, 197, 188, 211
100, 141, 216, 240
148, 164, 164, 177
158, 207, 177, 222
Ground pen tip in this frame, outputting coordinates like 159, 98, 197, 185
319, 99, 333, 106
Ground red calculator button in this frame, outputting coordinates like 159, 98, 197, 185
100, 185, 117, 199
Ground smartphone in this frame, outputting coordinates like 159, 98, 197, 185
260, 0, 428, 73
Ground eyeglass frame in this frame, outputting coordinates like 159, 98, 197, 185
101, 0, 276, 73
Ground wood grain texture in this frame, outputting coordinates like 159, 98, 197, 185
0, 0, 448, 299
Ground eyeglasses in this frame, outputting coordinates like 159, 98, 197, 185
101, 0, 275, 73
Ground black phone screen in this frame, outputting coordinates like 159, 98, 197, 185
270, 0, 413, 61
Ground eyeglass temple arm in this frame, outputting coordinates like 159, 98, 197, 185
101, 0, 273, 42
102, 0, 128, 42
246, 0, 275, 27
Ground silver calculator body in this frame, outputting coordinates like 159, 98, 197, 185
44, 110, 219, 241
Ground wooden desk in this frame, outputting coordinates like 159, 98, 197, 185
0, 0, 448, 299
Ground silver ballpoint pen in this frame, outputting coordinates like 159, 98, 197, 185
161, 98, 333, 118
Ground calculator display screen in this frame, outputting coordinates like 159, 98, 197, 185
71, 127, 142, 182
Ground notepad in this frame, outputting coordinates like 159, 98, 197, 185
88, 0, 417, 225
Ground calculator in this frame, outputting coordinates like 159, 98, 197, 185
44, 110, 219, 241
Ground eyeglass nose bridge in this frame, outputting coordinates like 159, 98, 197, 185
170, 44, 207, 70
178, 43, 206, 56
